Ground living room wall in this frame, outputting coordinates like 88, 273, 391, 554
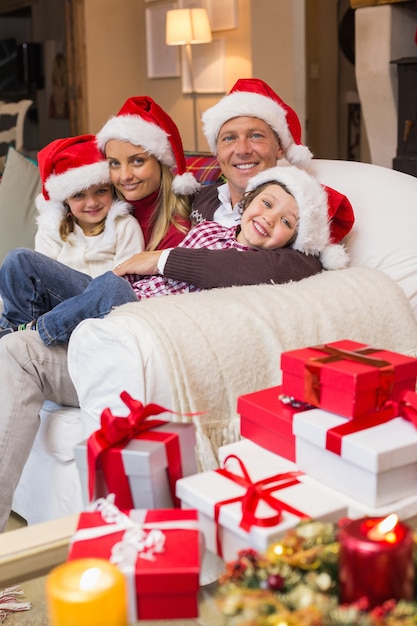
82, 0, 253, 152
0, 0, 349, 159
81, 0, 344, 158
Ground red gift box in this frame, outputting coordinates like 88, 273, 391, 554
68, 499, 201, 622
238, 385, 313, 461
280, 340, 417, 418
78, 391, 197, 511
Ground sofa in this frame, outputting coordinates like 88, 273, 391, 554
7, 154, 417, 525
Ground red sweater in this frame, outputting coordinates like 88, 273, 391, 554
130, 191, 191, 249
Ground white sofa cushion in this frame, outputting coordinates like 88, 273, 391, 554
310, 160, 417, 319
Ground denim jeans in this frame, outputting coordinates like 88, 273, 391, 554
0, 248, 138, 345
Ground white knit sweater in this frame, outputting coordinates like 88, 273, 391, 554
34, 198, 144, 277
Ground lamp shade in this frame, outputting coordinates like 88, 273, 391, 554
166, 8, 212, 45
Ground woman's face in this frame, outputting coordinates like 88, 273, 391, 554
105, 139, 162, 202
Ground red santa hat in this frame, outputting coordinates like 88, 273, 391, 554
96, 96, 200, 196
35, 134, 111, 215
202, 78, 313, 167
245, 165, 349, 270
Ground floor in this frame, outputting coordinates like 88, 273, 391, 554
3, 513, 226, 626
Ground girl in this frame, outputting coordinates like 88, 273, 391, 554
34, 134, 144, 278
95, 95, 200, 250
0, 164, 348, 343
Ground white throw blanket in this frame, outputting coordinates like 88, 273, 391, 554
102, 266, 417, 470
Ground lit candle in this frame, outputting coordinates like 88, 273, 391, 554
338, 515, 414, 608
46, 558, 128, 626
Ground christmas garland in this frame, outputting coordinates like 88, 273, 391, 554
215, 519, 417, 626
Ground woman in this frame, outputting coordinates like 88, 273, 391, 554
0, 95, 199, 531
96, 95, 200, 250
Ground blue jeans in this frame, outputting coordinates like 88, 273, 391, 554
0, 248, 138, 345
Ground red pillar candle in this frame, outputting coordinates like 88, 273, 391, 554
339, 515, 414, 608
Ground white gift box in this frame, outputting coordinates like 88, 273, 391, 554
218, 439, 298, 473
301, 474, 417, 520
176, 441, 347, 563
220, 439, 417, 520
75, 422, 197, 510
293, 408, 417, 507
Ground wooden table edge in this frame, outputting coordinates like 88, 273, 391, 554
0, 514, 79, 587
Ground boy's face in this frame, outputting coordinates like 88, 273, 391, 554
216, 117, 284, 206
238, 183, 298, 250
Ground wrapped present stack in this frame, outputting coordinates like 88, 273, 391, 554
176, 339, 417, 569
235, 339, 417, 519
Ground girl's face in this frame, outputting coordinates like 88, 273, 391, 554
67, 184, 113, 235
239, 183, 298, 250
105, 139, 162, 202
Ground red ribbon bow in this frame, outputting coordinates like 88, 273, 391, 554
87, 391, 184, 509
214, 455, 308, 558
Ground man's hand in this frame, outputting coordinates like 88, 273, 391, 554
114, 251, 162, 277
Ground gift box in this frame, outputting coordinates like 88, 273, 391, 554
176, 446, 347, 563
220, 439, 417, 523
238, 385, 313, 461
68, 499, 201, 622
218, 438, 297, 471
75, 421, 197, 510
280, 339, 417, 418
293, 407, 417, 507
301, 473, 417, 520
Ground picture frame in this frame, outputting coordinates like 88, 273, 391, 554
181, 37, 226, 94
206, 0, 238, 31
178, 0, 238, 32
145, 2, 181, 78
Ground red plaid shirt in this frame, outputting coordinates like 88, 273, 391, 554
128, 221, 249, 299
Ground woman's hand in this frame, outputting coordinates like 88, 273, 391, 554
114, 251, 162, 277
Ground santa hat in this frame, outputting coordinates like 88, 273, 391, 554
96, 95, 200, 195
202, 78, 313, 167
35, 134, 110, 216
245, 165, 349, 270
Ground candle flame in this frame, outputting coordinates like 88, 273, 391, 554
367, 514, 399, 542
376, 514, 398, 535
79, 567, 101, 591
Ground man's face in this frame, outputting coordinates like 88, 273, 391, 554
216, 116, 284, 206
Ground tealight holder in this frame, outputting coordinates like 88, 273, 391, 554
46, 557, 128, 626
338, 515, 414, 608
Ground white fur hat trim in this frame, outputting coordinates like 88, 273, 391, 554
96, 115, 175, 167
202, 92, 313, 166
45, 161, 111, 204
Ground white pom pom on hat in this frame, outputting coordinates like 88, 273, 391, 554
202, 78, 313, 167
245, 165, 349, 270
96, 95, 200, 196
